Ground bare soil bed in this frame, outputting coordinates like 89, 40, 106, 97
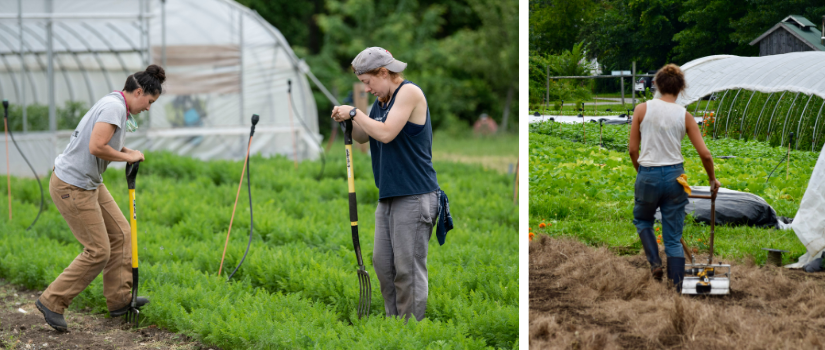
0, 279, 219, 350
529, 235, 825, 349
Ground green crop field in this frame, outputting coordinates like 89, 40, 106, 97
0, 135, 518, 349
530, 121, 819, 265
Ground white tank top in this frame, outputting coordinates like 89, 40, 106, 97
637, 99, 686, 167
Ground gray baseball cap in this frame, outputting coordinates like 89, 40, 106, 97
352, 47, 407, 75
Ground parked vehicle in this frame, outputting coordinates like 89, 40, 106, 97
634, 70, 658, 92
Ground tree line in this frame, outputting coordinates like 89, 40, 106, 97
529, 0, 825, 104
240, 0, 518, 135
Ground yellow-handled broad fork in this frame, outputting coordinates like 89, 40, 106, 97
125, 161, 142, 327
343, 119, 371, 319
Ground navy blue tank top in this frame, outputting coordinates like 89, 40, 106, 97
368, 80, 439, 199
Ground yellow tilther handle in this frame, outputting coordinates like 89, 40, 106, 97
125, 161, 141, 270
129, 188, 138, 269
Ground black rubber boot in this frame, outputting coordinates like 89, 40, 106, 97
667, 257, 686, 292
109, 297, 151, 317
35, 299, 68, 332
638, 228, 663, 280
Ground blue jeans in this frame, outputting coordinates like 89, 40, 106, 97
633, 164, 689, 258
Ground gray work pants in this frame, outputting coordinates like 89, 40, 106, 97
373, 190, 438, 321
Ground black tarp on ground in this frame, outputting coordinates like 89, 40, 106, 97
655, 186, 780, 228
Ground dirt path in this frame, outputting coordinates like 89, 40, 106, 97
0, 280, 218, 350
529, 235, 825, 349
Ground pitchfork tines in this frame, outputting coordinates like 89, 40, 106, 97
357, 266, 371, 319
126, 306, 140, 328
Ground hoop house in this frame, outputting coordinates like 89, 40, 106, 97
0, 0, 335, 177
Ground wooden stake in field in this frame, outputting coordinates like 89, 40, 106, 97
287, 81, 299, 170
513, 161, 519, 205
219, 136, 253, 276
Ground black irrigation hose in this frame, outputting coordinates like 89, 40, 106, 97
766, 132, 793, 183
227, 114, 259, 281
3, 100, 44, 231
287, 80, 326, 180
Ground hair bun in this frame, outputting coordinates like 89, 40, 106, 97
145, 64, 166, 83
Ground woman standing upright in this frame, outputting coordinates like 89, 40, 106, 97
331, 47, 452, 321
36, 65, 165, 331
628, 64, 721, 291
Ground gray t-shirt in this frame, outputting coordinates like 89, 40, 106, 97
54, 92, 128, 190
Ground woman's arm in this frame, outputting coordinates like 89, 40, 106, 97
89, 122, 143, 163
351, 119, 370, 144
685, 112, 720, 190
628, 103, 646, 172
331, 86, 422, 144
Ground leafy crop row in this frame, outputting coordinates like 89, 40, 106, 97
0, 150, 517, 349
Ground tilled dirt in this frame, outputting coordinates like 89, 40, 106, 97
0, 280, 219, 350
529, 235, 825, 349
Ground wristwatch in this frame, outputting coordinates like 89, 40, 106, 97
349, 108, 357, 119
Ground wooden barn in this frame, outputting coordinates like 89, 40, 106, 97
750, 15, 825, 56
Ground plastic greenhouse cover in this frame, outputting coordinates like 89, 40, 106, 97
656, 52, 825, 106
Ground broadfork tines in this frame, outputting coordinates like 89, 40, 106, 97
357, 268, 371, 319
126, 308, 140, 328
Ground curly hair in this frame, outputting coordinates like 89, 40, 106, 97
654, 64, 686, 96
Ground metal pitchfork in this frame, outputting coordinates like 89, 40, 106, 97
125, 161, 142, 327
342, 119, 372, 318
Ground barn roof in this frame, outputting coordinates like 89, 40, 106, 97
749, 15, 825, 51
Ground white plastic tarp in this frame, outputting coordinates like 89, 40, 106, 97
785, 145, 825, 268
661, 52, 825, 106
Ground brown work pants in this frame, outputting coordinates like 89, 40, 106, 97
40, 173, 132, 314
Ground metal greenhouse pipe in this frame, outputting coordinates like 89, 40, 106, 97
0, 25, 38, 101
712, 89, 730, 139
693, 95, 702, 116
58, 23, 115, 92
794, 94, 814, 150
47, 0, 55, 133
766, 91, 787, 141
812, 100, 825, 151
753, 92, 774, 140
82, 23, 131, 74
0, 48, 20, 103
779, 92, 801, 146
18, 0, 24, 131
723, 89, 743, 136
51, 31, 96, 107
739, 91, 757, 139
6, 23, 77, 104
700, 92, 716, 135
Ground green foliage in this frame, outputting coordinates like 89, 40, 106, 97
0, 148, 517, 348
529, 0, 824, 74
4, 101, 89, 132
529, 0, 596, 54
671, 0, 755, 62
528, 43, 596, 105
304, 0, 516, 134
529, 122, 818, 264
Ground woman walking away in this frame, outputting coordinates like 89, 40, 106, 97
628, 64, 721, 291
36, 65, 165, 331
331, 47, 453, 321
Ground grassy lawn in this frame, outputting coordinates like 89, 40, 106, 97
432, 131, 518, 173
